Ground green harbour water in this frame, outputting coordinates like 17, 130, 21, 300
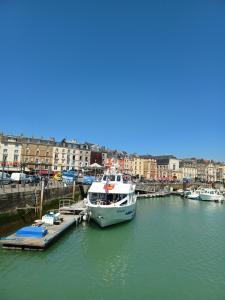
1, 196, 225, 300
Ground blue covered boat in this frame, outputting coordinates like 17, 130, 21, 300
16, 226, 48, 238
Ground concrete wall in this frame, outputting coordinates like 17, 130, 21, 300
0, 186, 73, 215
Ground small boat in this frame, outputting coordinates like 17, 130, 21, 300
199, 188, 224, 202
86, 173, 137, 227
187, 188, 206, 200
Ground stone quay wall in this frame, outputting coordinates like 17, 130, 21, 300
0, 186, 74, 215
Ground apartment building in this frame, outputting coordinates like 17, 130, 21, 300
179, 160, 197, 180
145, 159, 157, 180
124, 157, 133, 174
20, 137, 54, 174
52, 139, 78, 172
106, 156, 125, 172
0, 134, 22, 171
206, 163, 217, 182
90, 151, 107, 167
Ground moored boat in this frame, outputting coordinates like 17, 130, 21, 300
187, 188, 206, 200
86, 173, 136, 227
199, 188, 224, 202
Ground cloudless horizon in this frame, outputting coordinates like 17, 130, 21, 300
0, 0, 225, 161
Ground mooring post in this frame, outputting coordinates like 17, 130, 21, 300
39, 179, 44, 219
72, 179, 76, 202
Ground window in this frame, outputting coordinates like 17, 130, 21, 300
14, 155, 18, 161
3, 149, 7, 153
173, 164, 176, 170
85, 157, 88, 161
80, 156, 82, 160
2, 154, 7, 160
54, 165, 57, 170
14, 149, 19, 154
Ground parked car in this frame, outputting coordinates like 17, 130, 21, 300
0, 172, 12, 185
11, 172, 27, 183
26, 175, 40, 184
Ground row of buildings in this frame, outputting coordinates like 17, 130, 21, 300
109, 155, 225, 182
0, 133, 225, 182
0, 134, 107, 175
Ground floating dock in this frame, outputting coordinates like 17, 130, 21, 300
137, 192, 172, 199
0, 200, 87, 251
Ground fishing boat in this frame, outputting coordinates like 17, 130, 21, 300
86, 173, 136, 227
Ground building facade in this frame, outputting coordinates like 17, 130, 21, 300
179, 160, 197, 180
0, 134, 22, 172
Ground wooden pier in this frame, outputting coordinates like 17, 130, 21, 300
0, 200, 87, 251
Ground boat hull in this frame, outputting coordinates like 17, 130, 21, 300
88, 202, 136, 227
199, 194, 224, 201
187, 193, 200, 200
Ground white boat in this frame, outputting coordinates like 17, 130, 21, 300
187, 188, 206, 200
199, 188, 224, 202
86, 173, 137, 227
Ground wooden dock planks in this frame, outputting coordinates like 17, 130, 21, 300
0, 203, 86, 251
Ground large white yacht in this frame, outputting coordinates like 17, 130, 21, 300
86, 173, 137, 228
199, 188, 224, 202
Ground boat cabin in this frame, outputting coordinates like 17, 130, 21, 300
101, 174, 130, 183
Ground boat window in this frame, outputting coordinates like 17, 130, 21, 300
89, 193, 127, 204
103, 175, 115, 182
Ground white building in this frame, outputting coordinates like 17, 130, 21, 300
52, 142, 91, 172
179, 161, 197, 180
0, 135, 22, 172
155, 156, 180, 180
52, 139, 78, 172
206, 163, 217, 182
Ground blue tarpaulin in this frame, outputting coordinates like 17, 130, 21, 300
83, 176, 95, 185
16, 226, 48, 238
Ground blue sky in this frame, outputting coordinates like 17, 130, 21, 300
0, 0, 225, 161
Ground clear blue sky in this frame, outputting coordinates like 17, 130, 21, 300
0, 0, 225, 161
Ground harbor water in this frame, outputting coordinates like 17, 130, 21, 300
1, 196, 225, 300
